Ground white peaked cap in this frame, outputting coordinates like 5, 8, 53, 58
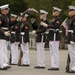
0, 4, 9, 10
11, 14, 17, 18
68, 6, 75, 10
53, 7, 62, 12
40, 9, 48, 15
24, 14, 28, 17
20, 12, 23, 16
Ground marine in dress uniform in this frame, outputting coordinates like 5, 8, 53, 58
9, 14, 20, 65
0, 4, 11, 70
47, 7, 62, 70
31, 10, 48, 69
20, 14, 30, 66
66, 6, 75, 73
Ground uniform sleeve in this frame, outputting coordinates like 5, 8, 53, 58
36, 26, 47, 34
0, 16, 3, 28
32, 21, 38, 30
9, 21, 18, 27
72, 18, 75, 33
48, 18, 62, 29
24, 22, 29, 30
9, 21, 18, 31
15, 23, 20, 30
0, 16, 4, 33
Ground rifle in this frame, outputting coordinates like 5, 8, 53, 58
17, 21, 25, 66
17, 23, 24, 66
9, 51, 11, 64
21, 8, 38, 16
66, 53, 70, 72
18, 49, 23, 66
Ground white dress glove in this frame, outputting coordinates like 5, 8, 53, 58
31, 18, 36, 24
70, 41, 75, 44
14, 42, 17, 45
32, 30, 36, 34
4, 31, 10, 36
45, 31, 49, 34
40, 22, 48, 27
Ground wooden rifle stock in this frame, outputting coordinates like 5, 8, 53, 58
18, 50, 23, 66
66, 54, 70, 72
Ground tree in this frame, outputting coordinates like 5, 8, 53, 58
0, 0, 28, 15
10, 0, 28, 15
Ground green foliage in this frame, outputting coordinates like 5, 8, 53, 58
10, 0, 28, 15
0, 0, 75, 18
0, 0, 28, 15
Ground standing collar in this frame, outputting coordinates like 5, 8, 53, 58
71, 15, 75, 19
54, 16, 60, 19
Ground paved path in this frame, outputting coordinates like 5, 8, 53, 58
0, 50, 73, 75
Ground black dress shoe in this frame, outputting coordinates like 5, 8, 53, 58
18, 65, 21, 66
0, 67, 7, 70
48, 68, 59, 70
0, 68, 7, 70
7, 66, 11, 69
4, 66, 11, 70
65, 66, 69, 72
19, 64, 30, 67
10, 64, 17, 65
66, 70, 75, 73
34, 66, 45, 69
0, 66, 11, 70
